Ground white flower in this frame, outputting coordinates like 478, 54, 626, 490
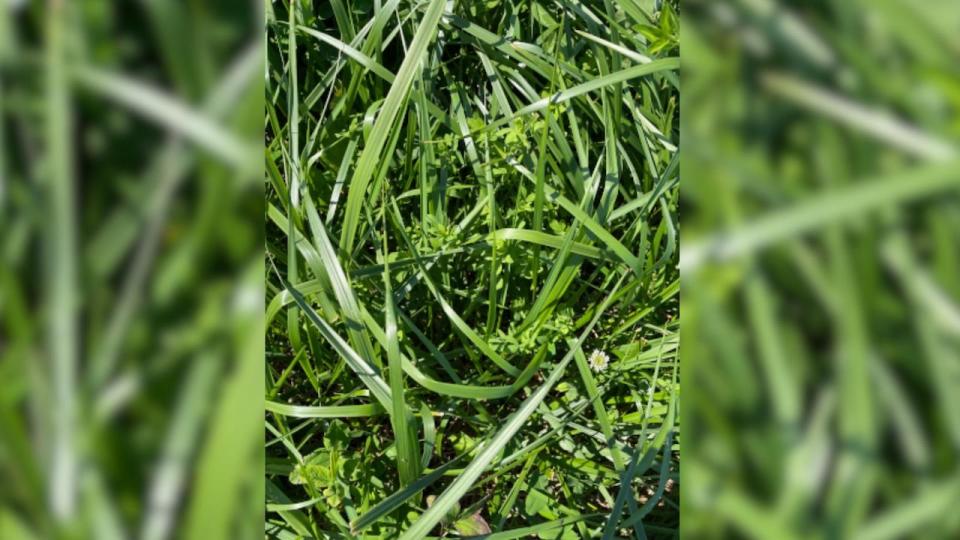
588, 349, 609, 372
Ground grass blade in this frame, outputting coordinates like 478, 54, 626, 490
340, 0, 447, 253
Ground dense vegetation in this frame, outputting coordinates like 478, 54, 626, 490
265, 0, 679, 537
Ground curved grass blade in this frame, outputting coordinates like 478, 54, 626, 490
284, 281, 393, 410
269, 285, 522, 400
296, 26, 396, 82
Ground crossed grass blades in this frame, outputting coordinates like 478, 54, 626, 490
684, 1, 960, 539
265, 0, 679, 537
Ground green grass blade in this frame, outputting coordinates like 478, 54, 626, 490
350, 456, 463, 534
264, 401, 380, 418
284, 282, 393, 410
481, 58, 680, 134
303, 196, 381, 369
385, 253, 421, 486
339, 0, 447, 253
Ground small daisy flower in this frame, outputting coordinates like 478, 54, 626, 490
588, 349, 609, 372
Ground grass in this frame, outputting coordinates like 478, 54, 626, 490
0, 2, 262, 539
264, 0, 679, 537
683, 1, 960, 539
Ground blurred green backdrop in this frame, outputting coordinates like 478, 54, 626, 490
0, 1, 263, 539
683, 0, 960, 539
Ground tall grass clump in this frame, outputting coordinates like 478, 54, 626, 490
683, 1, 960, 539
265, 0, 679, 537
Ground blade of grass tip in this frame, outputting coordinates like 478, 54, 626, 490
420, 403, 436, 468
367, 308, 521, 399
616, 429, 673, 540
296, 26, 395, 83
493, 450, 540, 530
513, 166, 642, 275
574, 29, 652, 64
384, 233, 421, 487
265, 479, 315, 539
284, 281, 393, 410
265, 422, 302, 463
442, 15, 553, 77
486, 229, 610, 261
477, 51, 513, 117
397, 272, 631, 540
609, 433, 674, 536
266, 496, 325, 513
340, 0, 447, 254
46, 0, 78, 521
268, 347, 307, 400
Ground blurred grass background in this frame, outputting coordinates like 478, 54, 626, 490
682, 1, 960, 539
0, 1, 263, 539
